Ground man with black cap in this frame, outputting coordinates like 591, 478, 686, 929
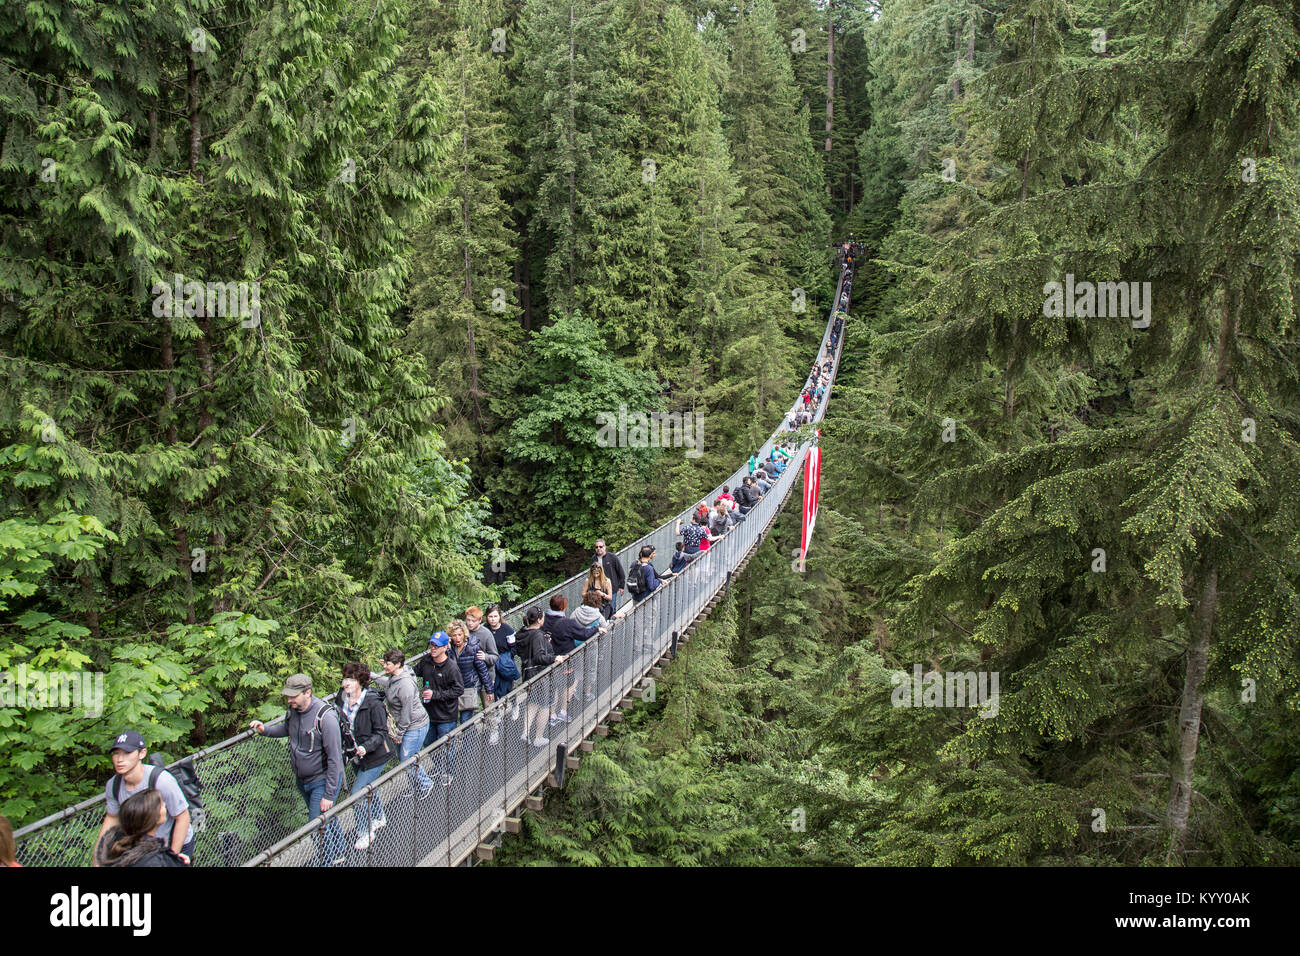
95, 730, 194, 865
250, 673, 347, 865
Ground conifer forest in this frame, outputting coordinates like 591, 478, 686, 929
2, 0, 1299, 871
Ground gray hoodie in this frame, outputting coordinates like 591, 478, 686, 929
372, 665, 429, 734
572, 605, 603, 628
261, 696, 343, 796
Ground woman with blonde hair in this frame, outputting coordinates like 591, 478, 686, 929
448, 619, 494, 724
584, 561, 614, 619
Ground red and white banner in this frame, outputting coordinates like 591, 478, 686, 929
799, 430, 822, 569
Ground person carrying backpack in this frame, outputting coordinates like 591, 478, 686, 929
250, 673, 348, 866
709, 501, 731, 538
485, 604, 521, 701
335, 662, 392, 850
670, 541, 695, 574
627, 545, 670, 604
96, 729, 194, 866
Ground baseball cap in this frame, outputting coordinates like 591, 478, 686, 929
281, 673, 312, 696
110, 730, 146, 753
429, 632, 451, 647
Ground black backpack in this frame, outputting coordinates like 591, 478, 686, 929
113, 758, 204, 826
626, 562, 646, 594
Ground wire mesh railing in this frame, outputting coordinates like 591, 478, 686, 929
15, 264, 851, 867
250, 419, 808, 867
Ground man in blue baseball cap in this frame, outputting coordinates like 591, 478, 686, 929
415, 632, 463, 749
95, 730, 194, 865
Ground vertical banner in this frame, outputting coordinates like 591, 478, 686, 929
800, 430, 822, 569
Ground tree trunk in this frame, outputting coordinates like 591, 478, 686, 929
80, 572, 101, 643
460, 62, 484, 431
155, 100, 195, 624
1019, 20, 1035, 202
1167, 283, 1238, 859
189, 52, 226, 613
567, 4, 576, 308
187, 56, 201, 178
161, 329, 196, 624
1167, 563, 1216, 862
516, 251, 532, 333
825, 1, 834, 153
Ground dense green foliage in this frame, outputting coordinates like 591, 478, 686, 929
4, 0, 1295, 868
0, 0, 847, 825
499, 0, 1300, 867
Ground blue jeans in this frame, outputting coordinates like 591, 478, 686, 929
297, 778, 346, 866
423, 719, 458, 748
351, 763, 387, 834
401, 726, 433, 792
426, 720, 458, 778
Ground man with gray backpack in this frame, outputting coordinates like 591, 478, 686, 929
96, 729, 195, 865
250, 673, 348, 866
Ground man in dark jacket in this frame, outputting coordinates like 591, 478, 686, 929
592, 538, 626, 617
250, 673, 347, 865
415, 633, 464, 747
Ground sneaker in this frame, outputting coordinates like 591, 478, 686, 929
549, 714, 562, 727
354, 831, 373, 851
370, 817, 387, 835
556, 710, 572, 723
531, 737, 550, 748
489, 729, 499, 746
417, 780, 434, 801
510, 703, 521, 721
330, 856, 347, 866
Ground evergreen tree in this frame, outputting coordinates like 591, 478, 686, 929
404, 0, 524, 462
0, 0, 494, 819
